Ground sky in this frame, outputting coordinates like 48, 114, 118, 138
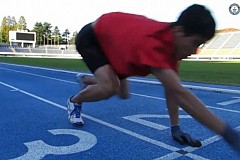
0, 0, 239, 34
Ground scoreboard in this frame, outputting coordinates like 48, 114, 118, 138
16, 32, 35, 41
9, 31, 36, 41
9, 31, 36, 47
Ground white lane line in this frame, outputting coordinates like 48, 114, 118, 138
0, 67, 77, 84
130, 93, 240, 114
0, 62, 81, 74
129, 94, 240, 114
0, 81, 212, 159
1, 66, 240, 115
1, 81, 214, 159
1, 62, 240, 94
0, 83, 236, 159
207, 105, 240, 114
0, 81, 66, 110
0, 81, 178, 152
155, 152, 210, 160
180, 153, 210, 160
130, 93, 165, 100
217, 97, 240, 106
155, 126, 240, 160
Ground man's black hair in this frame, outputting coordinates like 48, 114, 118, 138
173, 4, 216, 40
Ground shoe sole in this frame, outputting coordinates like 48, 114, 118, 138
68, 112, 84, 127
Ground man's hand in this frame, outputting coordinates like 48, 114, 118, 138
171, 126, 202, 147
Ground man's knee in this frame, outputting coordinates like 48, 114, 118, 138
100, 81, 120, 98
94, 64, 121, 98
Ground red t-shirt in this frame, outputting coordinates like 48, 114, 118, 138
94, 12, 178, 78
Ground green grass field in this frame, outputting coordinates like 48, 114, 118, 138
0, 57, 239, 86
179, 61, 240, 86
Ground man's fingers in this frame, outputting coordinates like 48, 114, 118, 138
182, 134, 202, 147
173, 136, 185, 145
171, 126, 202, 147
190, 139, 202, 147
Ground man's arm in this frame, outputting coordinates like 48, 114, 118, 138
151, 68, 240, 151
151, 67, 225, 135
165, 90, 179, 126
165, 87, 202, 147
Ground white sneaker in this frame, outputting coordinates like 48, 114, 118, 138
76, 73, 87, 90
67, 98, 84, 126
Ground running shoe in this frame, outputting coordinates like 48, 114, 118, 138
67, 97, 84, 126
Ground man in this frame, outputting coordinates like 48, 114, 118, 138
67, 4, 240, 151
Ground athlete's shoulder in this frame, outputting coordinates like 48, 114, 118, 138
100, 12, 146, 19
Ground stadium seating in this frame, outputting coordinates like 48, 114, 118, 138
0, 45, 79, 58
1, 31, 239, 60
188, 31, 240, 60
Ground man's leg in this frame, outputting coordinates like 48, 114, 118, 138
117, 79, 129, 99
67, 65, 119, 126
76, 74, 97, 86
76, 74, 129, 99
68, 22, 122, 126
71, 65, 121, 103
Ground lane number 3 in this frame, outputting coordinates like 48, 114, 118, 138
12, 129, 97, 160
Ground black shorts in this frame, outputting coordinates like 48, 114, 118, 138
75, 23, 109, 73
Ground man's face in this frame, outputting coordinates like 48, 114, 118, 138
173, 27, 207, 60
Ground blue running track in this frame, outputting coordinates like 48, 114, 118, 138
0, 62, 240, 160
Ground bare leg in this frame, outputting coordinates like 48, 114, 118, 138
117, 79, 129, 99
71, 65, 120, 103
81, 75, 129, 99
82, 75, 97, 85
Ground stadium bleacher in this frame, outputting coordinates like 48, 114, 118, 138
188, 31, 240, 60
0, 45, 80, 59
0, 31, 240, 60
222, 32, 240, 49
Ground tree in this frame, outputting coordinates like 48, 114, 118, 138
0, 32, 2, 43
7, 16, 17, 31
17, 16, 27, 31
69, 31, 78, 45
0, 17, 8, 43
43, 22, 52, 45
32, 22, 44, 45
62, 29, 70, 45
52, 26, 61, 45
0, 14, 78, 45
0, 16, 18, 43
